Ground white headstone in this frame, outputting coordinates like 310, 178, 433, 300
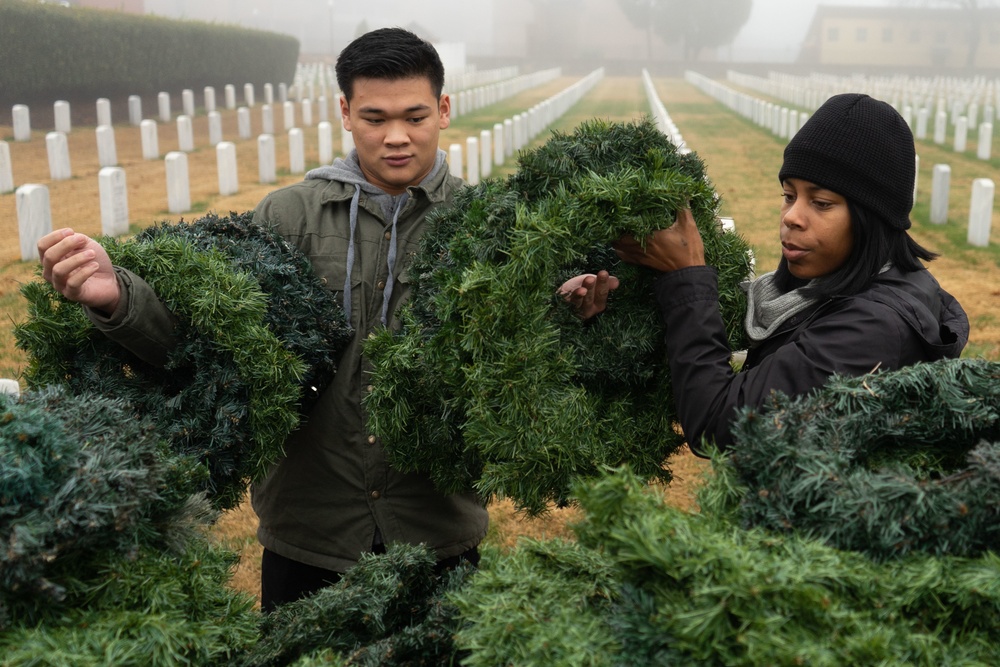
177, 115, 194, 152
238, 107, 252, 140
318, 96, 329, 123
278, 83, 288, 104
96, 125, 118, 167
54, 100, 71, 134
916, 107, 931, 140
0, 141, 13, 194
182, 89, 195, 117
208, 111, 222, 146
341, 122, 354, 155
0, 379, 19, 397
165, 151, 191, 214
789, 110, 799, 137
318, 121, 333, 165
158, 92, 171, 122
504, 118, 514, 157
913, 154, 920, 204
96, 98, 112, 127
289, 128, 305, 173
978, 123, 993, 160
933, 110, 947, 144
258, 134, 277, 184
204, 86, 216, 113
283, 101, 296, 131
225, 84, 237, 110
479, 130, 492, 179
98, 166, 129, 236
930, 164, 951, 224
128, 95, 142, 126
493, 122, 504, 166
262, 105, 275, 135
466, 136, 480, 185
449, 143, 463, 179
513, 115, 525, 151
15, 184, 51, 260
244, 83, 256, 107
968, 178, 996, 248
301, 99, 313, 127
140, 119, 159, 160
264, 83, 274, 106
967, 178, 994, 247
216, 141, 238, 196
954, 117, 968, 152
13, 105, 30, 142
45, 132, 71, 180
779, 108, 789, 139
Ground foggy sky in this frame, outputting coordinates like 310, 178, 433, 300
144, 0, 959, 64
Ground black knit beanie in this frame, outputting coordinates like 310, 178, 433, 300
779, 93, 915, 230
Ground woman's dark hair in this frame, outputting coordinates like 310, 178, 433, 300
775, 202, 939, 297
335, 27, 445, 102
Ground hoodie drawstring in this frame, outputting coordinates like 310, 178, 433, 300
343, 185, 408, 327
343, 184, 361, 322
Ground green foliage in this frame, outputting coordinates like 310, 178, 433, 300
0, 386, 258, 663
454, 467, 1000, 666
0, 0, 298, 102
15, 211, 351, 510
0, 387, 172, 617
721, 358, 1000, 559
364, 117, 753, 514
242, 543, 471, 667
0, 538, 259, 666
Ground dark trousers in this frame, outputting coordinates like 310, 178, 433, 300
260, 544, 480, 612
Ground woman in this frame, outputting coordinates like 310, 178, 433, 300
606, 93, 969, 454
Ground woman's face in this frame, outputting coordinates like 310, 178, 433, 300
779, 178, 854, 280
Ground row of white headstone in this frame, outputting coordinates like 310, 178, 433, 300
727, 70, 996, 162
447, 68, 606, 186
642, 68, 689, 155
10, 68, 583, 262
686, 71, 995, 249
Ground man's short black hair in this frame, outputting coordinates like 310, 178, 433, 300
335, 27, 445, 103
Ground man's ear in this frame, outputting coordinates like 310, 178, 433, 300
438, 94, 451, 130
340, 95, 351, 131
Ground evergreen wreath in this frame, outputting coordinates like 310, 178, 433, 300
364, 117, 754, 514
15, 211, 352, 511
723, 358, 1000, 559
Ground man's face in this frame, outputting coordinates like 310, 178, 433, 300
340, 76, 451, 195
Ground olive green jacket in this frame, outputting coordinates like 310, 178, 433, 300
89, 161, 488, 573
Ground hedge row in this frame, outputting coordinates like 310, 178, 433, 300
0, 0, 299, 103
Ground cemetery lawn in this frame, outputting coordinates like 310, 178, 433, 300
1, 76, 997, 605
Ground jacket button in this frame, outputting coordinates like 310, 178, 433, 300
377, 280, 386, 290
367, 434, 376, 445
384, 231, 392, 240
366, 384, 374, 393
370, 490, 381, 500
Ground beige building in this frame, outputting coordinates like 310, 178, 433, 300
799, 5, 1000, 70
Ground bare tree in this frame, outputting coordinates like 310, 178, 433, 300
618, 0, 753, 62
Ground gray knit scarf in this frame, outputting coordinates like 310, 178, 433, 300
744, 271, 820, 344
305, 149, 447, 325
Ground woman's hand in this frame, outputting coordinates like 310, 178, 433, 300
614, 208, 705, 272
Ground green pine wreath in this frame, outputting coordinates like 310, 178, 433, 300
15, 211, 352, 511
364, 118, 754, 514
724, 357, 1000, 559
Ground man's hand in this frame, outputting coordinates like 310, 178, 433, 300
614, 208, 706, 272
558, 270, 619, 320
38, 228, 121, 314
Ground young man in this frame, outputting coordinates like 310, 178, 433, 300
36, 28, 489, 611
